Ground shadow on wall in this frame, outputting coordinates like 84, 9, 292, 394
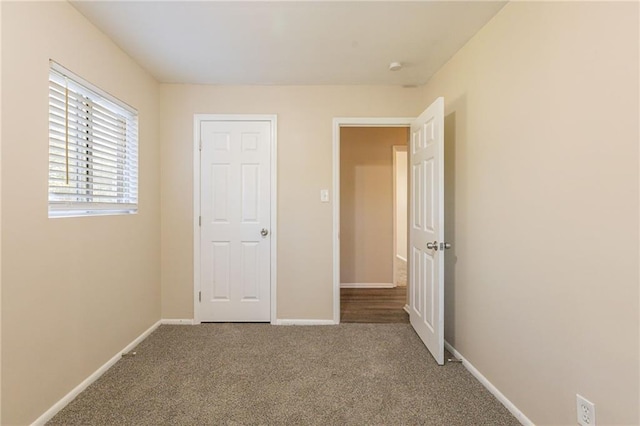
443, 94, 466, 347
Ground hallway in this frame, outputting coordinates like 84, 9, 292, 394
340, 287, 409, 323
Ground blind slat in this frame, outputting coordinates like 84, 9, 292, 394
49, 189, 135, 201
48, 202, 137, 214
49, 137, 133, 166
49, 185, 137, 199
49, 193, 138, 202
52, 91, 129, 126
49, 106, 125, 140
49, 161, 126, 181
49, 171, 125, 188
48, 127, 130, 158
49, 151, 127, 172
49, 86, 131, 133
49, 135, 134, 163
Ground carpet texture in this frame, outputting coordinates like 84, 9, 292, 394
49, 324, 519, 425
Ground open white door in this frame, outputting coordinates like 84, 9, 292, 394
409, 97, 446, 365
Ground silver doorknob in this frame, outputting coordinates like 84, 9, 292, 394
261, 228, 269, 237
426, 241, 438, 250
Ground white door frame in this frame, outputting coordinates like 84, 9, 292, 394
332, 117, 414, 324
193, 114, 278, 324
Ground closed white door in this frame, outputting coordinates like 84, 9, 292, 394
200, 120, 271, 322
409, 97, 445, 365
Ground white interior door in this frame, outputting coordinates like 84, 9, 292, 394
409, 97, 445, 365
199, 120, 271, 322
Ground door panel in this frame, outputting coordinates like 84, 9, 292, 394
410, 97, 445, 365
241, 164, 260, 222
412, 246, 422, 315
200, 120, 271, 322
240, 242, 260, 300
412, 163, 423, 230
424, 159, 435, 233
212, 242, 230, 300
211, 165, 230, 222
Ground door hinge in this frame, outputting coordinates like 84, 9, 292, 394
199, 216, 201, 226
199, 291, 201, 302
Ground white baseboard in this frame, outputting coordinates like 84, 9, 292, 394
403, 304, 410, 315
444, 341, 534, 426
31, 320, 162, 426
340, 283, 395, 289
161, 319, 195, 325
274, 319, 337, 326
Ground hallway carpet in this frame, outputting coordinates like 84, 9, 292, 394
49, 324, 519, 425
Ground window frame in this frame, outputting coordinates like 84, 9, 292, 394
48, 61, 139, 218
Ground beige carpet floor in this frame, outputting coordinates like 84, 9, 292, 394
49, 324, 519, 425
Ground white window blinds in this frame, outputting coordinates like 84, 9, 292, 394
48, 62, 138, 217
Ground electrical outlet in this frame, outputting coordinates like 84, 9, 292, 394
576, 394, 595, 426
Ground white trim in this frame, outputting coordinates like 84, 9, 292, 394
274, 319, 337, 326
193, 114, 278, 325
444, 341, 534, 426
335, 117, 416, 127
396, 254, 407, 263
392, 145, 398, 288
403, 304, 410, 315
270, 118, 278, 325
49, 60, 136, 114
332, 117, 414, 324
340, 283, 395, 289
31, 320, 162, 426
193, 117, 201, 324
161, 319, 195, 325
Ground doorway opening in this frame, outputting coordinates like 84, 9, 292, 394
334, 123, 411, 323
333, 100, 445, 364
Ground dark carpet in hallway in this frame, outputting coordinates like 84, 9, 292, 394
49, 324, 518, 425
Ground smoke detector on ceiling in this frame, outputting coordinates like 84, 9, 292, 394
389, 62, 403, 71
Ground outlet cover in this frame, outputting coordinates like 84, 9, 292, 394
576, 394, 595, 426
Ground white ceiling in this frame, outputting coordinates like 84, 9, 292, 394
71, 1, 506, 86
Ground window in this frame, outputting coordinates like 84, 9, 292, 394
48, 61, 138, 217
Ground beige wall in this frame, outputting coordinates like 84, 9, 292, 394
1, 1, 638, 425
1, 2, 161, 424
160, 86, 422, 319
423, 2, 639, 424
340, 127, 407, 284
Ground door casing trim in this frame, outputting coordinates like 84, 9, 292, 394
193, 114, 278, 324
332, 117, 415, 324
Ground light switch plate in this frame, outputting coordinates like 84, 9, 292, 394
320, 189, 329, 202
